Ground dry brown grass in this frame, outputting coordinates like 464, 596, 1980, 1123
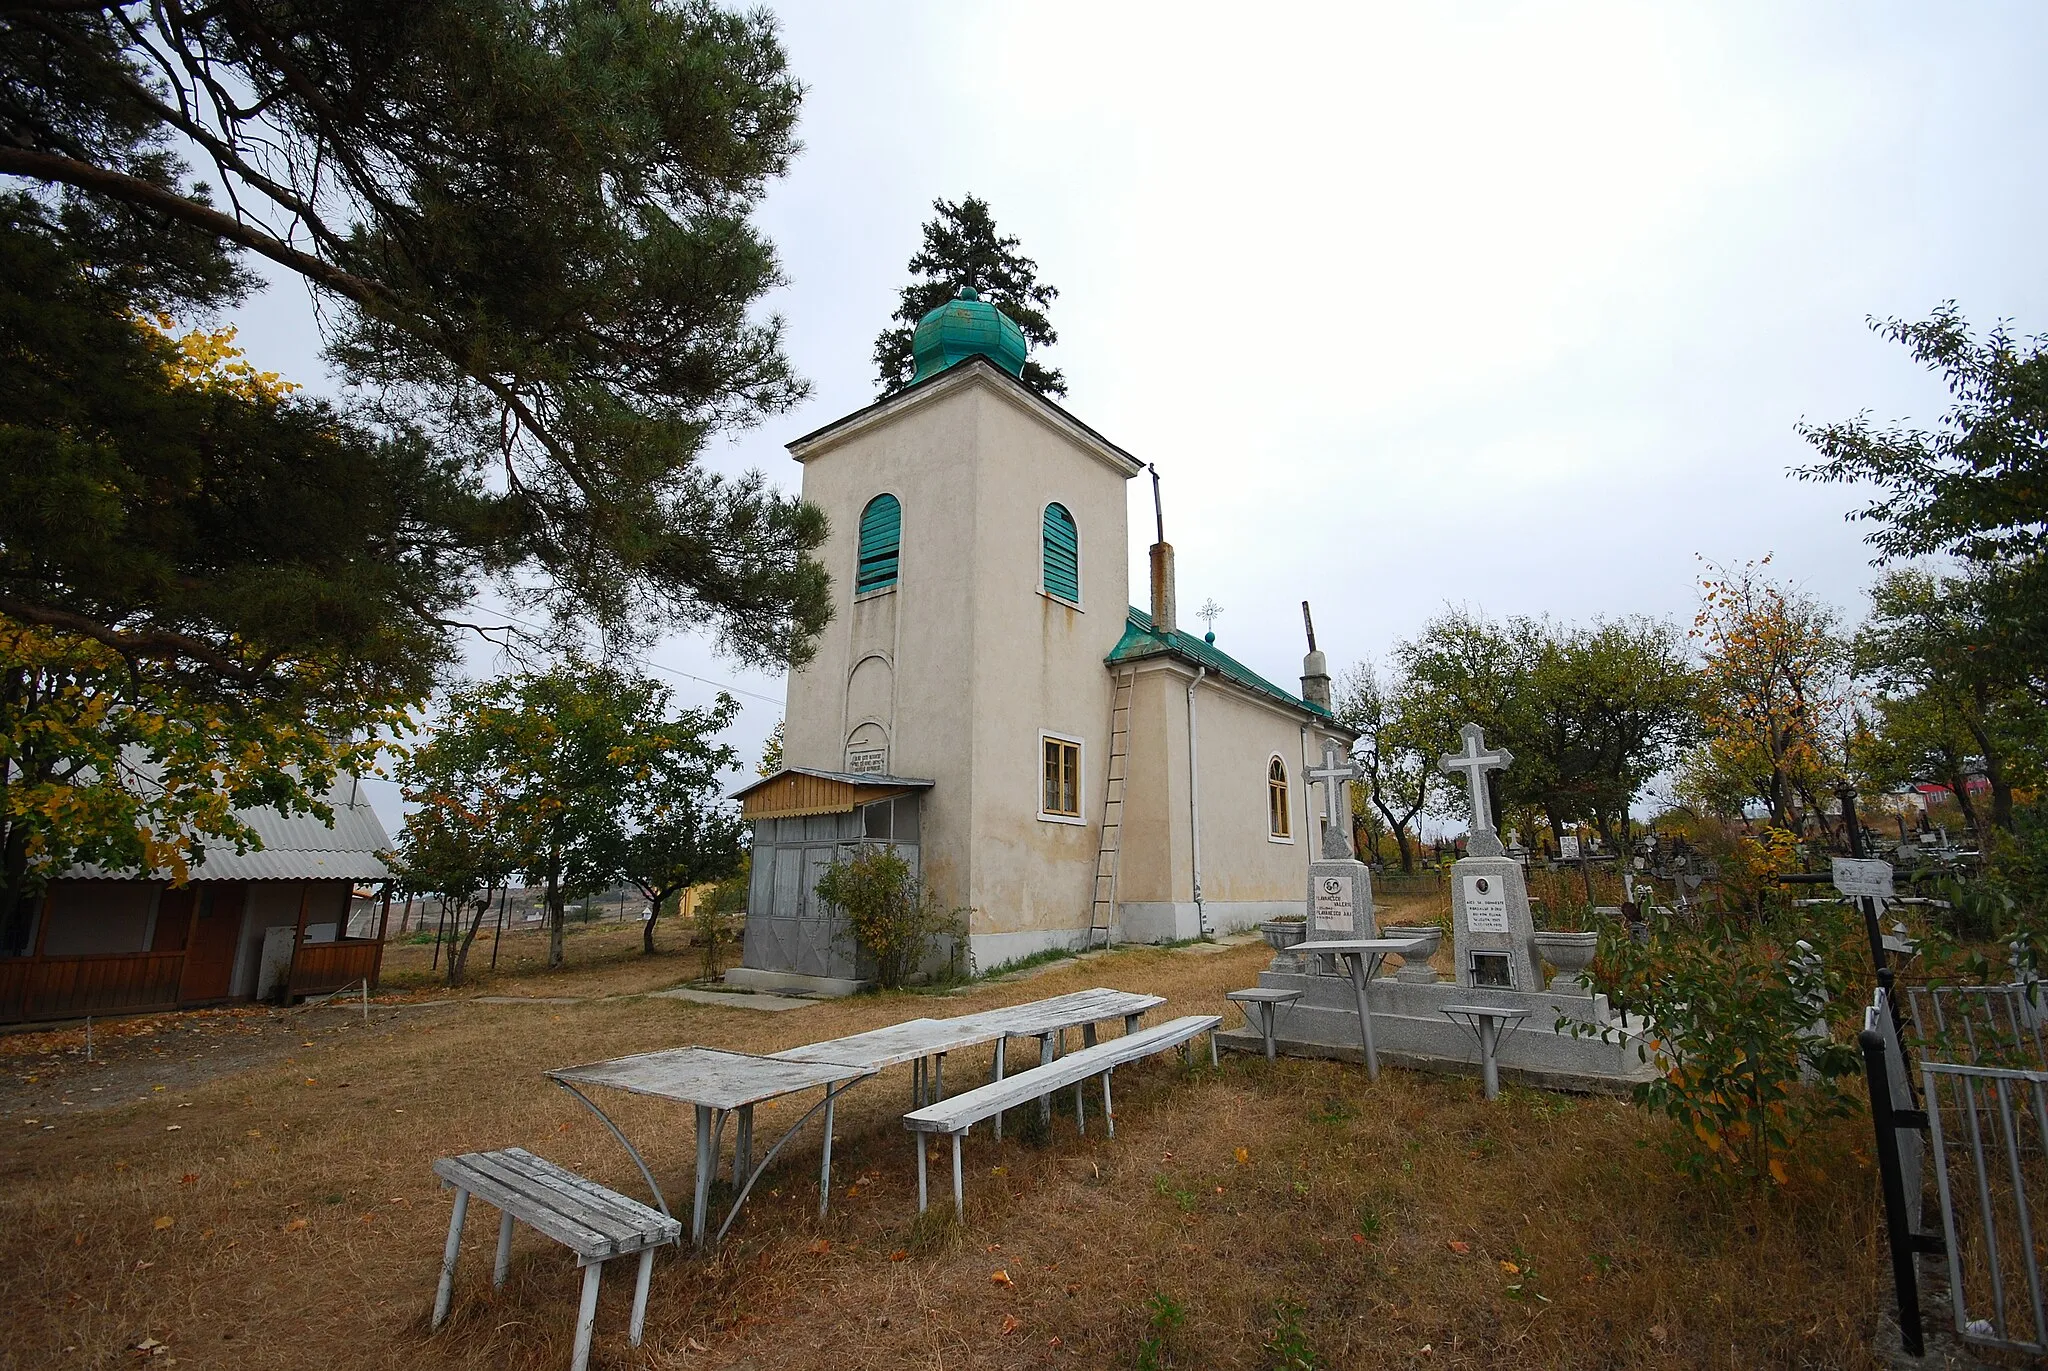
0, 909, 1895, 1371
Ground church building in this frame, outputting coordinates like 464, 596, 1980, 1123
732, 290, 1355, 992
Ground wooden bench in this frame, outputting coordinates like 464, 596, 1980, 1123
903, 1014, 1222, 1219
431, 1147, 682, 1371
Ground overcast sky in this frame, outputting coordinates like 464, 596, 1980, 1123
218, 3, 2048, 834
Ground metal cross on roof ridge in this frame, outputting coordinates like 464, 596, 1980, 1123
1438, 723, 1512, 835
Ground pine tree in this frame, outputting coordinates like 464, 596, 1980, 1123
873, 196, 1065, 397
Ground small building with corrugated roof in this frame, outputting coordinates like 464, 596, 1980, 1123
1, 782, 394, 1022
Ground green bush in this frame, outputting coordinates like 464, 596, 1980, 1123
812, 845, 964, 989
1574, 908, 1863, 1189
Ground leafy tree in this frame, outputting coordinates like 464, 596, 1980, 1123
393, 728, 522, 987
1683, 559, 1853, 834
873, 195, 1065, 397
1, 198, 475, 706
414, 662, 742, 969
1797, 305, 2048, 712
1852, 566, 2042, 832
812, 846, 961, 989
620, 695, 746, 955
0, 620, 399, 953
758, 718, 784, 776
1399, 610, 1695, 846
1335, 662, 1440, 872
2, 0, 829, 674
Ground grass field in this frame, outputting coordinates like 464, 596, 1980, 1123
0, 898, 1908, 1370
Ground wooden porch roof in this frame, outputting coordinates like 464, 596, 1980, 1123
732, 767, 934, 821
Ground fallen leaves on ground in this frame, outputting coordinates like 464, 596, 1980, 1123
282, 1218, 309, 1233
1448, 1241, 1471, 1255
1000, 1314, 1020, 1335
887, 1250, 908, 1262
990, 1269, 1013, 1286
806, 1238, 830, 1255
151, 1216, 173, 1231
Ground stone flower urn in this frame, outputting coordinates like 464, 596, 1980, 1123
1532, 930, 1601, 993
1259, 917, 1308, 972
1380, 925, 1443, 984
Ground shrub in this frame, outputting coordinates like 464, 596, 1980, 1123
1574, 908, 1863, 1189
812, 845, 964, 989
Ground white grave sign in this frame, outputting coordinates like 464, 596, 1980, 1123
1832, 857, 1895, 900
1463, 873, 1509, 933
1558, 835, 1581, 860
1312, 874, 1356, 934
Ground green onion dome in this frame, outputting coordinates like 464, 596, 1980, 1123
909, 286, 1028, 383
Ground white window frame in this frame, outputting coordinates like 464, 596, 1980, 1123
1038, 500, 1083, 611
1266, 753, 1295, 843
1037, 730, 1087, 826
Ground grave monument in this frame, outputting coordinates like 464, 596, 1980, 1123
1306, 737, 1376, 939
1219, 721, 1659, 1094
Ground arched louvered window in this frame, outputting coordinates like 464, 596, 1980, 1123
1268, 757, 1292, 839
856, 494, 901, 594
1042, 502, 1079, 603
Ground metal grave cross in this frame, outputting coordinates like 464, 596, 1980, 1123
1438, 723, 1513, 836
1308, 736, 1366, 830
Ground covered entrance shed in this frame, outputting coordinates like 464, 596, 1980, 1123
729, 767, 931, 996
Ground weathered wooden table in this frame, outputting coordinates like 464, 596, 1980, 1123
770, 1015, 1001, 1109
1294, 938, 1431, 1080
1439, 1003, 1531, 1100
547, 1047, 875, 1248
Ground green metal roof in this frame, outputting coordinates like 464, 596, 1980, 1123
910, 287, 1028, 383
1106, 607, 1334, 719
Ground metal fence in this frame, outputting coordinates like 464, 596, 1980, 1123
1921, 1060, 2048, 1354
1865, 979, 2048, 1357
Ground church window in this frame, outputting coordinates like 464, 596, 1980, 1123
1041, 733, 1083, 821
1041, 502, 1079, 603
1268, 757, 1292, 840
857, 494, 901, 594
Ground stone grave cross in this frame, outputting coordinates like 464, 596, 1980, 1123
1439, 723, 1513, 858
1307, 736, 1366, 859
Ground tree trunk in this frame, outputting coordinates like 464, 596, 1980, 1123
1391, 823, 1414, 873
546, 873, 566, 969
446, 889, 494, 987
1944, 762, 1980, 835
641, 888, 668, 955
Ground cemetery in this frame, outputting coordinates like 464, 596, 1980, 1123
2, 6, 2046, 1371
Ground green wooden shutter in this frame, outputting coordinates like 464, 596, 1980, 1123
856, 494, 901, 593
1042, 503, 1079, 602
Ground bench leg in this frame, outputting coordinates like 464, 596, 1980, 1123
1038, 1035, 1054, 1131
935, 1052, 945, 1102
691, 1104, 716, 1248
628, 1248, 655, 1347
912, 1056, 923, 1109
819, 1089, 836, 1219
992, 1038, 1006, 1141
1125, 1011, 1141, 1035
492, 1208, 514, 1289
1083, 1023, 1098, 1048
570, 1261, 603, 1371
951, 1131, 964, 1222
432, 1187, 468, 1329
1210, 1027, 1219, 1069
734, 1104, 753, 1186
916, 1133, 928, 1213
1102, 1070, 1115, 1139
1076, 1073, 1085, 1136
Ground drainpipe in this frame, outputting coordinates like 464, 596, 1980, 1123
1187, 666, 1208, 939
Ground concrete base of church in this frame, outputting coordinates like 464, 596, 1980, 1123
1115, 899, 1299, 945
1215, 962, 1660, 1094
722, 967, 866, 998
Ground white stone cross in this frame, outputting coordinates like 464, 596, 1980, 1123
1438, 723, 1513, 836
1308, 736, 1365, 831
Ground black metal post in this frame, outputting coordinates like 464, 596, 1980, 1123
1860, 1026, 1927, 1358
